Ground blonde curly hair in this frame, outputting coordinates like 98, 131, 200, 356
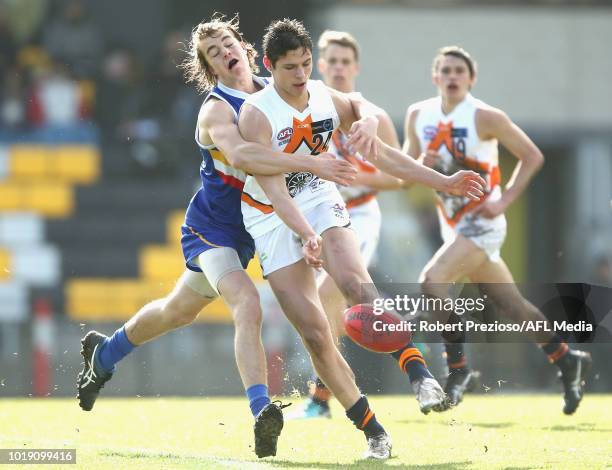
181, 13, 259, 93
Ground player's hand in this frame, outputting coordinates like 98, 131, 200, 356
302, 234, 323, 269
419, 150, 442, 168
471, 198, 507, 218
346, 115, 378, 159
310, 153, 357, 185
443, 170, 486, 201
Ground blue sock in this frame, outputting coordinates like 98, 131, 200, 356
96, 326, 135, 373
246, 384, 270, 417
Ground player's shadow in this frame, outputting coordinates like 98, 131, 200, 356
395, 419, 514, 430
269, 459, 473, 469
545, 423, 612, 433
466, 421, 514, 429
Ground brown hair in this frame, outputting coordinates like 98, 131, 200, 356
432, 46, 477, 79
181, 13, 258, 93
317, 30, 360, 61
263, 18, 312, 67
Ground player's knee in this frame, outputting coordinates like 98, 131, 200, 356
301, 321, 332, 356
231, 290, 263, 331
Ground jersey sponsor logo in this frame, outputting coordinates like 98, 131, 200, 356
451, 128, 468, 139
312, 118, 334, 134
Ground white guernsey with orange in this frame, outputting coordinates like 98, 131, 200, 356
241, 79, 350, 275
413, 93, 506, 262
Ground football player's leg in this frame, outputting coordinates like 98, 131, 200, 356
292, 272, 344, 419
123, 270, 214, 346
200, 247, 281, 458
419, 235, 488, 405
268, 260, 389, 449
78, 270, 213, 410
218, 269, 269, 417
299, 205, 382, 419
470, 259, 591, 414
318, 271, 347, 343
321, 227, 446, 412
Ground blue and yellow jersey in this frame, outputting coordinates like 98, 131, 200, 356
181, 77, 268, 272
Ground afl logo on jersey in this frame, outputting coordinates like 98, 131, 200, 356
424, 125, 438, 141
277, 127, 293, 141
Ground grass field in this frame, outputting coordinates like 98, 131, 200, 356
1, 395, 611, 469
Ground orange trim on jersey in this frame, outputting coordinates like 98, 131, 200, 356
284, 115, 314, 154
427, 120, 503, 224
489, 165, 501, 187
188, 226, 223, 248
346, 192, 377, 209
332, 131, 377, 173
209, 148, 230, 166
428, 122, 455, 155
435, 165, 501, 227
241, 192, 274, 214
437, 198, 481, 228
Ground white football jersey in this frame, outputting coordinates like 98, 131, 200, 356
413, 93, 503, 229
241, 79, 341, 238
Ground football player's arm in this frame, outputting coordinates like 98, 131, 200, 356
370, 137, 486, 200
403, 105, 421, 157
399, 105, 432, 189
351, 169, 404, 190
200, 100, 355, 184
237, 105, 319, 247
351, 110, 404, 190
476, 107, 544, 211
328, 88, 380, 159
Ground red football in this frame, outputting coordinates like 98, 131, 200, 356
343, 304, 411, 353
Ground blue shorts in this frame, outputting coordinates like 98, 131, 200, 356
180, 224, 255, 272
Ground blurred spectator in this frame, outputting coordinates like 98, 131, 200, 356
0, 66, 27, 129
150, 30, 199, 135
96, 47, 150, 137
96, 47, 167, 173
27, 64, 84, 127
42, 0, 103, 79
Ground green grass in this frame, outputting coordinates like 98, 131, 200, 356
1, 395, 611, 469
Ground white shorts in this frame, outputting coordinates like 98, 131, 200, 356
255, 198, 351, 276
348, 198, 381, 267
182, 247, 244, 298
439, 211, 507, 262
